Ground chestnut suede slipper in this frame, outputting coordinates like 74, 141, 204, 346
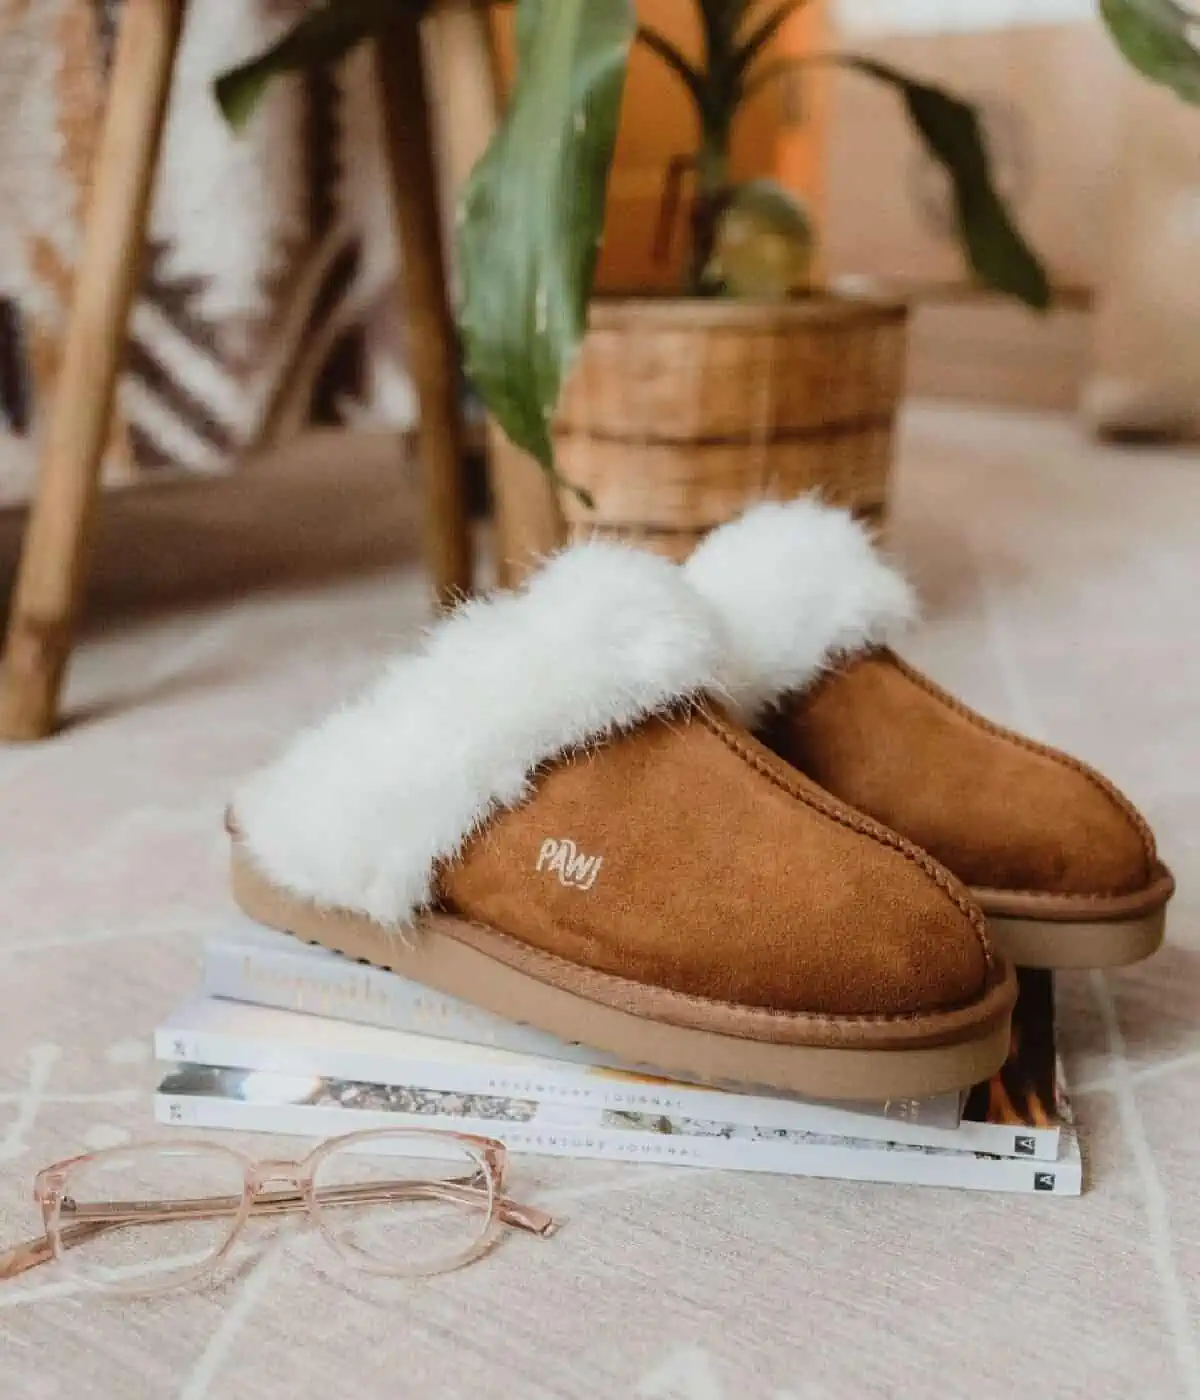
229, 542, 1014, 1100
685, 497, 1173, 971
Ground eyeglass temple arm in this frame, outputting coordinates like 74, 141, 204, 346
1, 1180, 557, 1280
0, 1217, 136, 1281
1, 1231, 63, 1281
47, 1180, 557, 1233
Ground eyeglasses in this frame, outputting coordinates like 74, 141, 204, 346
0, 1129, 557, 1294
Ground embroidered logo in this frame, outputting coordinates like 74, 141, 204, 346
536, 838, 603, 891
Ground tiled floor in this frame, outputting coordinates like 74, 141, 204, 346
1, 407, 1198, 1399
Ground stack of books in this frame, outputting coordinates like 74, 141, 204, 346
155, 920, 1082, 1195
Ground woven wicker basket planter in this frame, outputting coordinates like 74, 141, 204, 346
490, 292, 910, 575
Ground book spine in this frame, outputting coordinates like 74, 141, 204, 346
936, 1121, 1060, 1161
154, 1094, 1082, 1196
158, 1017, 986, 1153
203, 939, 623, 1069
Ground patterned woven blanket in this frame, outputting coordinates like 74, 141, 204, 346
0, 0, 412, 506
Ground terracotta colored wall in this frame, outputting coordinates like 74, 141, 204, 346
493, 3, 829, 292
773, 3, 830, 238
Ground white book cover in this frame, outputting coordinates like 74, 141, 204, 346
154, 1064, 1083, 1197
156, 967, 1067, 1160
203, 921, 637, 1071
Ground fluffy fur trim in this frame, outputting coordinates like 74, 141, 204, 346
686, 496, 916, 726
234, 543, 726, 925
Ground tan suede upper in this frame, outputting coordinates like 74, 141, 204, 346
439, 702, 999, 1022
764, 651, 1157, 900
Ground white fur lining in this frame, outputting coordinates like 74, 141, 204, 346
234, 543, 726, 925
686, 497, 916, 726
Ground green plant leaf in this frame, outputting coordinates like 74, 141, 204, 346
735, 0, 811, 72
214, 0, 431, 131
698, 0, 751, 56
842, 57, 1050, 310
457, 0, 635, 479
1101, 0, 1200, 103
637, 24, 707, 112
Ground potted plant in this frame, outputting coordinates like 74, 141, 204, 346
218, 0, 1049, 563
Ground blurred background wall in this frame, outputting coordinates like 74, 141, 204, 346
555, 0, 1200, 432
2, 0, 1197, 514
824, 0, 1116, 413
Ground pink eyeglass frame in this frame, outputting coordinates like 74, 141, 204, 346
1, 1129, 557, 1293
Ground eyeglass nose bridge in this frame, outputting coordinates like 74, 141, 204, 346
247, 1160, 312, 1195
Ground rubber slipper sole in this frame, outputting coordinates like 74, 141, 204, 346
983, 905, 1166, 970
973, 864, 1172, 969
231, 845, 1016, 1102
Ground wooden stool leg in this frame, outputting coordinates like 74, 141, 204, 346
376, 16, 473, 606
425, 0, 564, 588
0, 0, 186, 740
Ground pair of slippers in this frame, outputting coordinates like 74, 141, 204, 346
228, 499, 1172, 1101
